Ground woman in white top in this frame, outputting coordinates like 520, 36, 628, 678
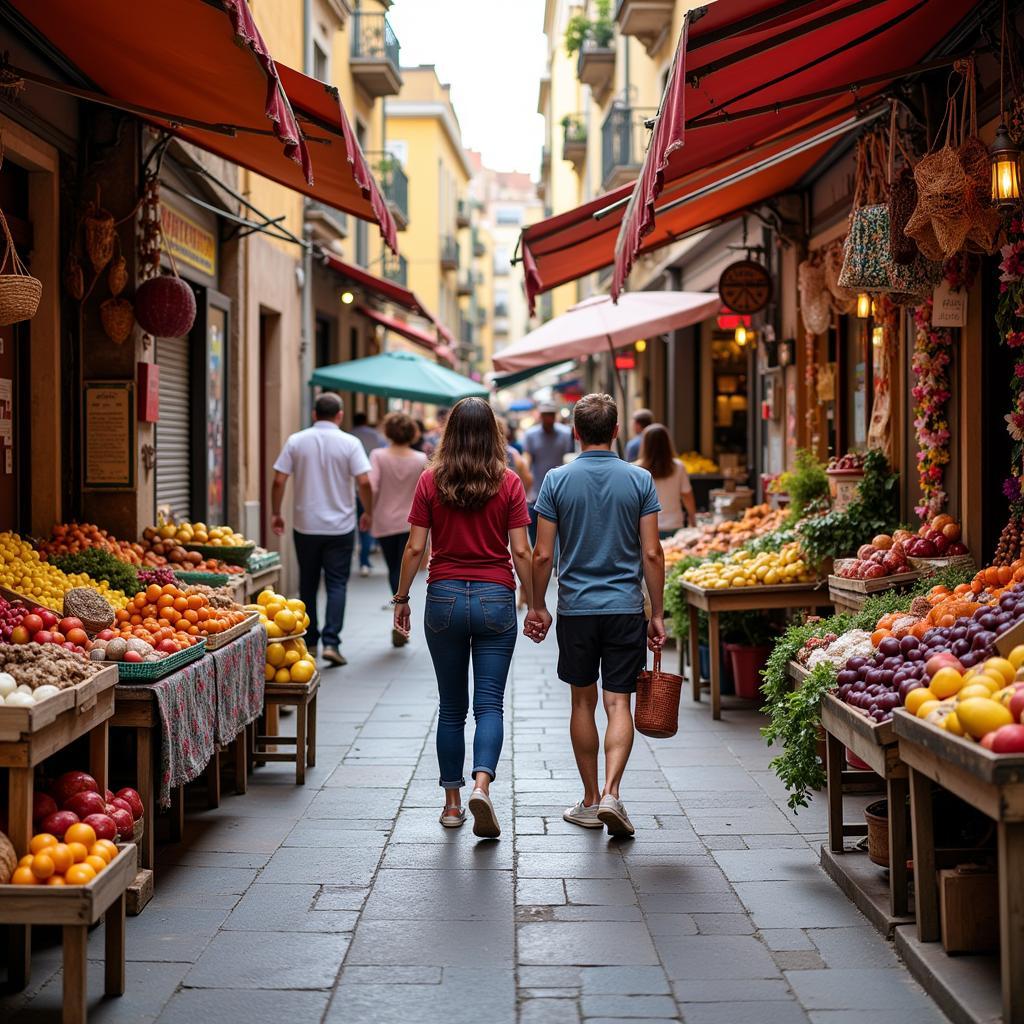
369, 412, 428, 646
635, 423, 698, 538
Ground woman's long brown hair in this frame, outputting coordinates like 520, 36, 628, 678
637, 423, 679, 480
432, 397, 508, 509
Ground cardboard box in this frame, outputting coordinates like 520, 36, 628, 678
939, 865, 999, 954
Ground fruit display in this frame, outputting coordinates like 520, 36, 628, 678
49, 549, 140, 597
0, 532, 128, 611
664, 504, 788, 557
681, 542, 816, 589
827, 452, 867, 473
0, 643, 108, 690
28, 771, 142, 848
1, 600, 94, 655
0, 672, 62, 707
250, 589, 310, 640
110, 583, 249, 651
835, 534, 914, 580
680, 451, 719, 474
10, 823, 121, 886
37, 522, 146, 565
898, 515, 968, 560
265, 635, 317, 685
796, 629, 874, 669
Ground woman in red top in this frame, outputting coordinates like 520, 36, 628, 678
394, 398, 533, 838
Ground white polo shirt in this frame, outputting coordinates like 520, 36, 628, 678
273, 422, 372, 535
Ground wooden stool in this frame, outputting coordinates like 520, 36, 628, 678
0, 844, 136, 1023
253, 674, 319, 784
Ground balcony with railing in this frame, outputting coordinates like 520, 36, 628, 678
577, 43, 615, 99
440, 235, 459, 271
366, 152, 408, 229
456, 198, 471, 229
305, 200, 348, 243
562, 114, 587, 170
472, 229, 486, 259
381, 252, 407, 288
457, 269, 473, 296
614, 0, 673, 54
602, 104, 656, 191
494, 301, 509, 319
349, 11, 402, 97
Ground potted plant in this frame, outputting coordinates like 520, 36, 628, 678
722, 611, 779, 700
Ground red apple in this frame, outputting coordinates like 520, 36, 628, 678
156, 639, 179, 654
932, 534, 950, 555
109, 796, 134, 819
105, 789, 115, 804
51, 770, 99, 807
10, 625, 30, 644
981, 732, 997, 750
123, 650, 143, 663
990, 724, 1024, 754
97, 629, 116, 641
32, 792, 58, 823
32, 630, 53, 644
1009, 689, 1024, 724
50, 631, 65, 644
21, 613, 43, 635
63, 790, 107, 819
115, 788, 144, 820
58, 617, 83, 635
107, 806, 134, 839
948, 543, 969, 556
34, 609, 57, 629
82, 813, 118, 842
39, 809, 79, 839
926, 654, 964, 678
65, 627, 89, 646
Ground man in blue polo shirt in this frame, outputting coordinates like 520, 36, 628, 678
525, 393, 666, 837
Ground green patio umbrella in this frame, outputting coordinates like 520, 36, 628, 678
310, 351, 490, 405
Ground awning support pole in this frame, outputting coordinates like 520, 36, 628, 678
607, 335, 627, 457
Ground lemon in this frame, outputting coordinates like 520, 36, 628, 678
957, 683, 997, 702
1008, 645, 1024, 670
286, 598, 305, 613
916, 699, 941, 719
273, 667, 292, 684
983, 657, 1016, 685
904, 688, 936, 715
266, 645, 286, 667
265, 622, 283, 639
284, 650, 300, 666
290, 661, 314, 683
943, 711, 965, 735
274, 609, 297, 633
929, 668, 964, 700
264, 664, 275, 681
257, 590, 275, 607
956, 696, 1013, 740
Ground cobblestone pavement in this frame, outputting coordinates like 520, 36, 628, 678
2, 569, 951, 1023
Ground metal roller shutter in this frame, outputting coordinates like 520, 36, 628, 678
156, 336, 191, 521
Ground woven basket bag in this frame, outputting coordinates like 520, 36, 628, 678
635, 650, 683, 739
0, 206, 41, 326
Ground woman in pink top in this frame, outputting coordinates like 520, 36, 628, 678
369, 412, 428, 646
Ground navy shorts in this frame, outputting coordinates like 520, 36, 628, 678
555, 613, 647, 694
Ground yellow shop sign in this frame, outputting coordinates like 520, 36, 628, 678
161, 205, 217, 277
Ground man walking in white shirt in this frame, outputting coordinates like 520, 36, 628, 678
271, 393, 373, 667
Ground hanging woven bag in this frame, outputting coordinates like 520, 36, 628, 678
0, 205, 41, 326
837, 133, 891, 292
798, 259, 831, 335
823, 239, 857, 312
83, 198, 116, 274
634, 650, 683, 739
887, 104, 920, 265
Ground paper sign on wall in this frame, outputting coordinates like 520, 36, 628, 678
0, 378, 11, 442
932, 281, 967, 327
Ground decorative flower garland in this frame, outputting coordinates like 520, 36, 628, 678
804, 330, 820, 447
998, 217, 1024, 504
910, 299, 953, 521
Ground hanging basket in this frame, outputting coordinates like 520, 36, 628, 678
634, 651, 683, 739
798, 260, 831, 335
108, 255, 128, 297
0, 206, 41, 326
823, 239, 857, 312
83, 201, 116, 274
64, 251, 85, 300
100, 297, 135, 344
134, 274, 196, 337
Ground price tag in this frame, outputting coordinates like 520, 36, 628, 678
932, 280, 967, 327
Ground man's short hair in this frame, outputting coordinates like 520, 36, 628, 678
314, 392, 343, 420
573, 393, 619, 446
382, 411, 418, 446
633, 408, 654, 429
353, 411, 368, 427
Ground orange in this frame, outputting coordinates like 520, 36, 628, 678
184, 609, 199, 624
157, 594, 174, 608
929, 668, 965, 700
46, 875, 67, 886
66, 841, 89, 864
29, 833, 58, 854
11, 866, 38, 885
65, 863, 96, 885
88, 843, 112, 865
64, 823, 97, 848
904, 688, 936, 715
95, 839, 118, 860
870, 629, 892, 647
49, 843, 73, 874
173, 596, 188, 613
1000, 566, 1013, 587
985, 566, 1002, 588
187, 595, 204, 610
84, 855, 107, 875
30, 853, 55, 880
18, 854, 34, 868
161, 583, 176, 595
146, 584, 162, 602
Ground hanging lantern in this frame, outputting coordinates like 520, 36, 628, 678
871, 326, 884, 348
134, 275, 197, 338
634, 339, 647, 353
856, 293, 871, 319
990, 123, 1022, 207
341, 290, 355, 305
734, 324, 748, 346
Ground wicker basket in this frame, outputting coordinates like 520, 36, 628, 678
0, 207, 41, 327
865, 798, 890, 867
100, 297, 135, 344
62, 587, 115, 634
635, 650, 683, 739
84, 202, 115, 273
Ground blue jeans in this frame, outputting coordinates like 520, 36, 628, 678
356, 497, 373, 568
424, 580, 517, 788
293, 529, 354, 650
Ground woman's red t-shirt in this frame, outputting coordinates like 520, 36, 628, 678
408, 468, 531, 589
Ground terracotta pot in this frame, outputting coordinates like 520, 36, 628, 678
724, 643, 773, 700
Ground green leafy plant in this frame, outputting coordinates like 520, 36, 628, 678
779, 450, 831, 527
51, 549, 139, 597
564, 0, 613, 55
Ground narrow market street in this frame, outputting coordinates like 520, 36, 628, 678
2, 569, 949, 1024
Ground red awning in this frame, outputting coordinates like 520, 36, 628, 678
523, 0, 978, 306
8, 0, 397, 252
324, 253, 428, 317
357, 306, 437, 353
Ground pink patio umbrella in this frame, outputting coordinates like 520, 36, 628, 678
492, 291, 721, 373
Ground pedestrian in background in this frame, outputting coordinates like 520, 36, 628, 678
271, 392, 372, 668
624, 408, 654, 462
411, 418, 430, 454
421, 407, 449, 457
525, 393, 665, 837
352, 411, 384, 578
393, 398, 533, 838
634, 423, 699, 538
522, 402, 575, 545
369, 411, 427, 648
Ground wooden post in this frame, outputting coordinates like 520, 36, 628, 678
708, 611, 722, 721
136, 726, 154, 871
234, 729, 248, 794
825, 730, 845, 853
295, 702, 307, 786
687, 603, 700, 701
62, 925, 88, 1024
998, 820, 1024, 1023
307, 694, 317, 768
909, 767, 939, 942
104, 892, 126, 997
888, 774, 910, 918
206, 747, 221, 809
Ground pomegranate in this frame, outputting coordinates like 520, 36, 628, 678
82, 813, 118, 842
39, 810, 80, 839
51, 770, 99, 807
32, 792, 58, 823
116, 788, 144, 820
63, 790, 107, 819
107, 806, 134, 839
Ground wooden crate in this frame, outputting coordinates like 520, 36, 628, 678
0, 664, 117, 744
828, 569, 922, 594
204, 611, 260, 651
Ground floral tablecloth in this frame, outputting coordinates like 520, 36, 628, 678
210, 624, 267, 744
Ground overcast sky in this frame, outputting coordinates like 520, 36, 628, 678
388, 0, 547, 175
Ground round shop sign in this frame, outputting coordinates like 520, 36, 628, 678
718, 259, 773, 315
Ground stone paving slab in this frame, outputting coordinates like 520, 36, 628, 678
0, 571, 955, 1023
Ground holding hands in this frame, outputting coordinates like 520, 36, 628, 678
524, 606, 551, 644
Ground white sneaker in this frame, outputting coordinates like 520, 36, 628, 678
597, 795, 635, 837
563, 800, 603, 829
468, 789, 500, 838
359, 565, 370, 577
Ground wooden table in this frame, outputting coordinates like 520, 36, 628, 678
0, 667, 116, 989
893, 708, 1024, 1023
254, 673, 320, 785
246, 564, 281, 603
679, 580, 829, 719
0, 843, 135, 1023
821, 694, 911, 922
